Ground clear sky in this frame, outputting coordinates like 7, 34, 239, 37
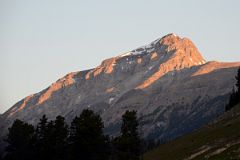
0, 0, 240, 113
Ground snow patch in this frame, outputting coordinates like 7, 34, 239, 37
118, 38, 160, 58
172, 33, 177, 37
151, 38, 161, 45
109, 98, 115, 104
156, 122, 166, 128
119, 52, 132, 57
147, 48, 155, 53
148, 66, 154, 70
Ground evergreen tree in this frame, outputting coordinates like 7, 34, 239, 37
34, 115, 51, 160
36, 115, 48, 143
226, 67, 240, 111
4, 119, 34, 160
236, 67, 240, 98
53, 116, 69, 160
69, 109, 109, 160
34, 115, 69, 160
226, 88, 237, 111
113, 110, 141, 160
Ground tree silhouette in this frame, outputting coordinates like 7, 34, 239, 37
226, 67, 240, 111
4, 119, 34, 160
113, 110, 141, 160
3, 110, 144, 160
53, 116, 69, 160
69, 109, 109, 160
34, 115, 52, 160
236, 67, 240, 98
33, 115, 69, 160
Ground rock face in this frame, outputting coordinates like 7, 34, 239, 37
1, 33, 240, 142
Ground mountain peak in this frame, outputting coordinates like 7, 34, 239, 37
157, 33, 206, 65
134, 33, 206, 89
161, 32, 179, 38
119, 33, 204, 60
84, 33, 206, 87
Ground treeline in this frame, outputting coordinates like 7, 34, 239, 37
3, 110, 143, 160
225, 67, 240, 111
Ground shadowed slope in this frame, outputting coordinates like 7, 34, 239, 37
143, 103, 240, 160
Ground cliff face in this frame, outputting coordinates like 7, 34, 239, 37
1, 33, 239, 142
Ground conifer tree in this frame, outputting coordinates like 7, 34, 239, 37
69, 109, 109, 160
236, 67, 240, 98
226, 67, 240, 111
35, 115, 50, 160
4, 119, 34, 160
53, 116, 69, 160
113, 110, 141, 160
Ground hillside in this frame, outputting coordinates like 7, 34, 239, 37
144, 103, 240, 160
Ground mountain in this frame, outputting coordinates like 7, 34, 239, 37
0, 33, 239, 143
144, 102, 240, 160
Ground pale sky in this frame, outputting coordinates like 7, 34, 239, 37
1, 0, 240, 113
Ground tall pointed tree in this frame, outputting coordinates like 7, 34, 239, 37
34, 115, 69, 160
35, 115, 50, 160
36, 115, 48, 142
226, 67, 240, 111
69, 109, 109, 160
4, 119, 34, 160
53, 116, 69, 160
236, 67, 240, 98
113, 110, 141, 160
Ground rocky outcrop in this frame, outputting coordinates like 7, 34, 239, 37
0, 33, 239, 143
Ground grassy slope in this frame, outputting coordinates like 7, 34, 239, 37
144, 103, 240, 160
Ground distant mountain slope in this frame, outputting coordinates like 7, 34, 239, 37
144, 103, 240, 160
0, 33, 239, 144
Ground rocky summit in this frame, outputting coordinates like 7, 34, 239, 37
1, 33, 240, 142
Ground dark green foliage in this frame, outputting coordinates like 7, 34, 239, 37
3, 109, 141, 160
34, 115, 51, 160
236, 67, 240, 91
236, 67, 240, 100
69, 109, 110, 160
4, 119, 34, 160
53, 116, 69, 160
226, 67, 240, 111
113, 110, 141, 160
34, 115, 69, 160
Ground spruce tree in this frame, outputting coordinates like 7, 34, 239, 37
69, 109, 109, 160
36, 115, 48, 142
34, 115, 69, 160
35, 115, 50, 160
53, 116, 69, 160
236, 67, 240, 99
113, 110, 141, 160
226, 88, 237, 111
226, 67, 240, 111
4, 119, 34, 160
